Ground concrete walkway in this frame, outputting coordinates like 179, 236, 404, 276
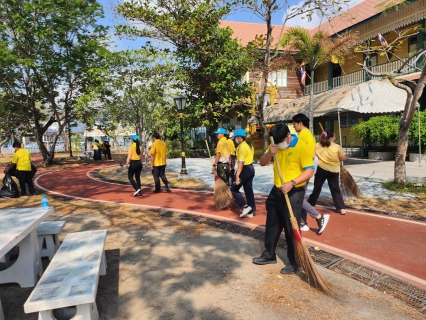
33, 162, 426, 292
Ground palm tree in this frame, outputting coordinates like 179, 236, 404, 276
280, 28, 357, 131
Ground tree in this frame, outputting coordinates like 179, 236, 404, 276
0, 0, 109, 165
280, 27, 357, 131
77, 47, 177, 161
355, 27, 426, 183
115, 0, 255, 137
234, 0, 354, 149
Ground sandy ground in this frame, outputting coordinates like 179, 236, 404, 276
0, 194, 424, 319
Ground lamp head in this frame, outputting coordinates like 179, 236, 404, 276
174, 95, 187, 112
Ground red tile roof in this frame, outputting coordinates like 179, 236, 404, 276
219, 20, 291, 47
311, 0, 385, 35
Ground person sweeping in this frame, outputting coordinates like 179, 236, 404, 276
308, 130, 347, 215
252, 123, 314, 274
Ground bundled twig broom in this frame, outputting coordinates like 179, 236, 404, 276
270, 137, 333, 295
340, 165, 363, 198
205, 140, 233, 210
318, 123, 362, 198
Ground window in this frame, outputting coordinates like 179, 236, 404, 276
409, 35, 418, 52
222, 118, 230, 128
237, 117, 242, 126
268, 69, 287, 87
369, 54, 377, 67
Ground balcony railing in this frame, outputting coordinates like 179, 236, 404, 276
303, 58, 418, 95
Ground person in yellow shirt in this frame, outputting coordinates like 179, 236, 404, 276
4, 141, 35, 196
126, 135, 143, 196
227, 132, 236, 184
212, 128, 230, 185
231, 129, 256, 218
253, 123, 314, 275
292, 113, 329, 234
149, 133, 171, 193
308, 131, 347, 215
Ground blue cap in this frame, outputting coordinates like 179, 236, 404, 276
234, 129, 246, 137
214, 128, 226, 134
131, 135, 139, 141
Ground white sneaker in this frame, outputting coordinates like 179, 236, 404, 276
300, 224, 310, 231
240, 206, 252, 218
340, 209, 346, 215
133, 189, 141, 197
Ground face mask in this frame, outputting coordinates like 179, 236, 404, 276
277, 141, 289, 149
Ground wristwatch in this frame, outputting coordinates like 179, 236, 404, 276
291, 180, 297, 187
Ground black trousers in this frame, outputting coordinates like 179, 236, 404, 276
231, 164, 256, 212
128, 160, 142, 191
262, 186, 305, 266
93, 149, 101, 160
15, 170, 35, 196
216, 163, 229, 185
308, 166, 345, 212
152, 165, 169, 192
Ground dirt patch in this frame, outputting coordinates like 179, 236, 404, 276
0, 195, 424, 319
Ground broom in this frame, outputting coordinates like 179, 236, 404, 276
319, 123, 362, 198
205, 140, 233, 210
270, 137, 333, 295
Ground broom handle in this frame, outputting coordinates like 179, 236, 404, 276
270, 137, 296, 220
205, 139, 214, 165
205, 140, 215, 175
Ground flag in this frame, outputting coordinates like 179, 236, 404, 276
300, 67, 307, 85
377, 33, 388, 46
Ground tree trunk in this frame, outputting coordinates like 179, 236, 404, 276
394, 126, 408, 184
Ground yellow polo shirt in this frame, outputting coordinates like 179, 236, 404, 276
128, 143, 141, 161
316, 142, 345, 173
149, 140, 167, 166
236, 141, 254, 165
297, 128, 316, 159
266, 135, 314, 188
12, 148, 32, 171
226, 139, 235, 156
215, 136, 230, 163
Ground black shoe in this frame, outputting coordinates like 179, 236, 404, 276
280, 265, 299, 275
252, 256, 277, 265
165, 185, 171, 193
153, 190, 162, 193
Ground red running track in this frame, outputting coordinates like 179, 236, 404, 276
34, 163, 426, 289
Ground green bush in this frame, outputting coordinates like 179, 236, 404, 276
351, 115, 400, 148
408, 110, 426, 146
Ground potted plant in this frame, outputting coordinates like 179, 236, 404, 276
351, 115, 399, 160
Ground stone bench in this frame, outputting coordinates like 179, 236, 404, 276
37, 221, 66, 260
24, 229, 107, 320
77, 151, 92, 160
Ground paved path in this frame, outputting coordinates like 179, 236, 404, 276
34, 163, 426, 290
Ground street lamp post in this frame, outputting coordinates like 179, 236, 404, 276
174, 95, 188, 175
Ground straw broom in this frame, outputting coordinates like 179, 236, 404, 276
270, 137, 333, 295
318, 123, 362, 198
205, 140, 233, 210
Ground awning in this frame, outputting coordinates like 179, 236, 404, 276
263, 79, 407, 123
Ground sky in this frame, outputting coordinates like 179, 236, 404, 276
97, 0, 365, 51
